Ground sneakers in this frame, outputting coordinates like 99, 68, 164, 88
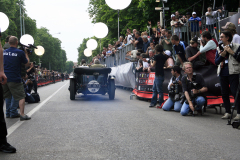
221, 113, 231, 119
233, 114, 240, 121
20, 114, 31, 121
0, 143, 16, 153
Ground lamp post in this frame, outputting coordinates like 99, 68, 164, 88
52, 32, 61, 36
20, 34, 34, 46
105, 0, 132, 40
93, 22, 109, 54
0, 12, 9, 33
34, 46, 45, 67
155, 0, 168, 29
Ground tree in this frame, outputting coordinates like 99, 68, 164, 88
65, 61, 74, 74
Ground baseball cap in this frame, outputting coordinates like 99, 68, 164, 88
165, 50, 172, 57
171, 14, 175, 18
221, 22, 236, 30
190, 37, 198, 44
192, 12, 196, 15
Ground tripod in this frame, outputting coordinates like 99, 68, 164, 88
227, 73, 240, 126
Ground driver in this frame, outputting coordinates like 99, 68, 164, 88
90, 59, 105, 68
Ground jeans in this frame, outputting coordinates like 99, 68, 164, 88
206, 24, 215, 35
162, 98, 182, 112
151, 75, 164, 106
5, 96, 19, 117
219, 74, 240, 114
180, 96, 206, 116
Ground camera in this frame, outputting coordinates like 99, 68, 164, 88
18, 43, 37, 55
180, 73, 200, 104
189, 72, 200, 99
169, 79, 181, 101
180, 94, 186, 104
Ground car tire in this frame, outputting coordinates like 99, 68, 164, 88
108, 79, 115, 100
70, 79, 75, 100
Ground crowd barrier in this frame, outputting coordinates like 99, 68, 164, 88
36, 76, 67, 87
109, 63, 235, 107
105, 44, 135, 68
170, 11, 229, 43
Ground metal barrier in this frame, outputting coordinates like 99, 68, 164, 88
171, 11, 228, 44
104, 44, 135, 67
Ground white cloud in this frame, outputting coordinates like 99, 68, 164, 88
25, 0, 94, 62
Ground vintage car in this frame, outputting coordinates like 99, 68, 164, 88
69, 67, 115, 100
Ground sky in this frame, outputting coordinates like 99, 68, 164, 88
25, 0, 94, 62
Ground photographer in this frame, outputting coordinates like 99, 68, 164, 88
149, 45, 168, 107
26, 62, 38, 93
215, 31, 240, 120
2, 36, 31, 121
180, 62, 208, 116
199, 31, 218, 65
162, 66, 183, 112
22, 74, 35, 103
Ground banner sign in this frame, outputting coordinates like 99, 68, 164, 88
133, 66, 234, 105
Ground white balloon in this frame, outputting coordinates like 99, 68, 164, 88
93, 22, 109, 39
0, 12, 9, 32
84, 48, 92, 57
86, 39, 98, 50
34, 46, 45, 56
20, 34, 34, 46
105, 0, 132, 10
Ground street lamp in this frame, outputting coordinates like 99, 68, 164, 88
105, 0, 132, 39
20, 34, 34, 46
155, 0, 168, 29
86, 39, 98, 50
93, 22, 109, 54
52, 32, 61, 35
34, 46, 45, 67
84, 48, 92, 57
0, 12, 9, 32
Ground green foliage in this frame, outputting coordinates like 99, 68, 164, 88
0, 0, 67, 72
77, 0, 239, 63
65, 61, 74, 74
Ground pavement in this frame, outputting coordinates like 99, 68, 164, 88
1, 80, 240, 160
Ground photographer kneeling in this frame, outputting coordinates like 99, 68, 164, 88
180, 62, 208, 116
22, 74, 35, 103
162, 66, 183, 112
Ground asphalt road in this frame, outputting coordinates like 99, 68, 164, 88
1, 80, 240, 160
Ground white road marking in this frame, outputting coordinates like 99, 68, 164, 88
7, 82, 69, 137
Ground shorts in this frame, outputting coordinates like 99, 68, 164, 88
2, 82, 26, 100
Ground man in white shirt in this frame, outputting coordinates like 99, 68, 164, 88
222, 22, 240, 44
197, 31, 218, 65
205, 7, 222, 35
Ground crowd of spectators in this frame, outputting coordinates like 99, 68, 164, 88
102, 8, 240, 122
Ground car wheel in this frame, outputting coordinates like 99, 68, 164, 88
70, 79, 76, 100
108, 79, 115, 100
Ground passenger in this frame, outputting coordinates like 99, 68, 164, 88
90, 59, 105, 68
79, 59, 89, 68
